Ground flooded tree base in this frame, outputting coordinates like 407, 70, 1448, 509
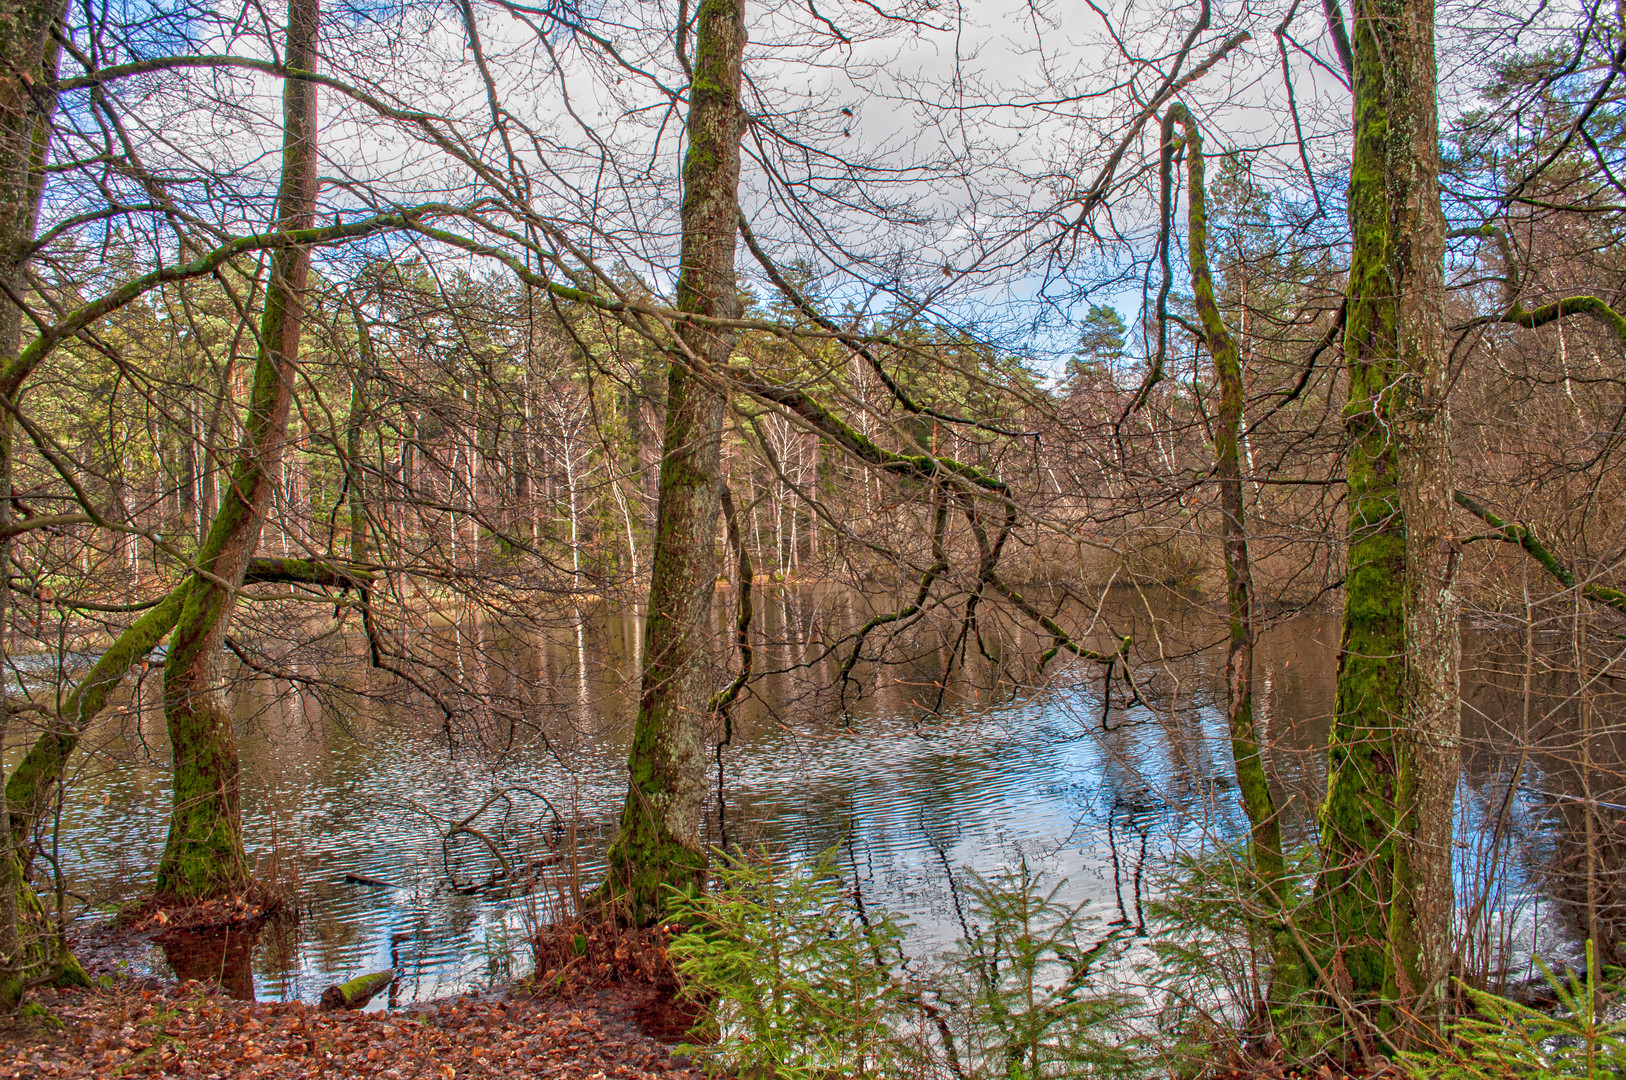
18, 910, 717, 1076
158, 927, 259, 1001
24, 913, 715, 1077
117, 883, 290, 936
74, 885, 299, 1004
530, 918, 709, 1045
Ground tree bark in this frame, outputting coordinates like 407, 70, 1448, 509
601, 0, 747, 922
1315, 0, 1456, 1042
0, 0, 63, 369
156, 0, 320, 900
1388, 0, 1458, 1019
0, 0, 76, 1007
1165, 104, 1288, 974
343, 290, 373, 564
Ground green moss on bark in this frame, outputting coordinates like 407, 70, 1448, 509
600, 0, 748, 923
1311, 0, 1457, 1049
1165, 104, 1292, 1008
156, 0, 320, 902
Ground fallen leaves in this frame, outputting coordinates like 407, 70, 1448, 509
122, 886, 287, 935
4, 981, 714, 1079
529, 919, 707, 1045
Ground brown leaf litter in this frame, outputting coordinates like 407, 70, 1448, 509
3, 914, 716, 1078
3, 981, 714, 1079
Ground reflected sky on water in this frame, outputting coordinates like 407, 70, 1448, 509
32, 587, 1604, 1005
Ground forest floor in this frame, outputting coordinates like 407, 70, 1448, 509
1, 981, 712, 1079
0, 920, 714, 1079
0, 918, 1420, 1080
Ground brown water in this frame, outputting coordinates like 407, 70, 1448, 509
28, 587, 1613, 1006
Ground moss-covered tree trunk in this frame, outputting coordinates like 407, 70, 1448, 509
1167, 104, 1287, 890
1315, 0, 1456, 1042
155, 0, 320, 900
1166, 105, 1291, 1007
0, 0, 197, 989
0, 0, 79, 1009
1, 592, 182, 997
601, 0, 747, 923
0, 0, 66, 698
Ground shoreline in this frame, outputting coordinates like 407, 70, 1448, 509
12, 921, 710, 1079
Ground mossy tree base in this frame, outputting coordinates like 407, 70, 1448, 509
599, 832, 708, 927
156, 695, 249, 901
0, 847, 90, 1014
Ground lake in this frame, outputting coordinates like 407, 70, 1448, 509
29, 585, 1619, 1006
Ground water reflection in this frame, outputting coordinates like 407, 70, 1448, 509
29, 586, 1626, 1002
161, 927, 259, 1000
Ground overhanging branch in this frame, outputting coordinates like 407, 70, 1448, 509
1454, 490, 1626, 616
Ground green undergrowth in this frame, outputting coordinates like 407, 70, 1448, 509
1142, 846, 1334, 1061
664, 846, 1626, 1079
1145, 848, 1626, 1076
1400, 942, 1626, 1080
936, 862, 1143, 1078
666, 848, 1143, 1079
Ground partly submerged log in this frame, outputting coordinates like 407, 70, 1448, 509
319, 969, 394, 1011
342, 871, 396, 888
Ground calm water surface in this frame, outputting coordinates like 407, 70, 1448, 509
34, 589, 1594, 1006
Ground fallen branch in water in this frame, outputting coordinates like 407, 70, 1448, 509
319, 969, 394, 1011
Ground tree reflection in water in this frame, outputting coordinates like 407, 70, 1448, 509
161, 926, 260, 1000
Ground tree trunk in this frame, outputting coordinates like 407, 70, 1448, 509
343, 293, 372, 564
199, 356, 232, 547
155, 0, 320, 901
1316, 0, 1456, 1043
1165, 105, 1288, 980
0, 0, 203, 982
0, 0, 79, 1008
1387, 0, 1458, 1021
601, 0, 747, 922
0, 0, 64, 371
2, 588, 185, 994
